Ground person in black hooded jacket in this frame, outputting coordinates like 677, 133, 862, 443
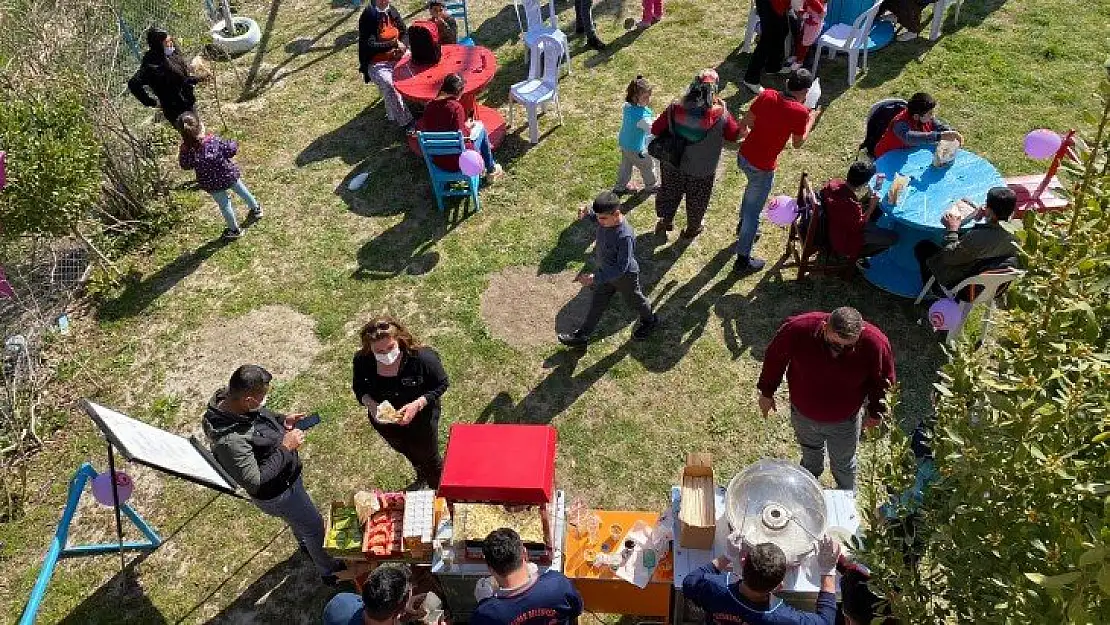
128, 27, 198, 125
202, 364, 345, 584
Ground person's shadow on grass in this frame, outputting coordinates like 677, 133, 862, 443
630, 246, 741, 372
54, 553, 169, 624
476, 345, 630, 425
96, 238, 232, 322
352, 202, 474, 280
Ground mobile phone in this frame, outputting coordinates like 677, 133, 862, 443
295, 413, 322, 430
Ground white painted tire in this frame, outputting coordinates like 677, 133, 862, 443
210, 17, 261, 55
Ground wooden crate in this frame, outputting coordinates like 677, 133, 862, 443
678, 453, 715, 549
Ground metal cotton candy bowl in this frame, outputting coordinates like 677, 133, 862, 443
725, 459, 827, 565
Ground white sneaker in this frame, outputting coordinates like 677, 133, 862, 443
484, 163, 505, 182
878, 13, 897, 22
897, 30, 919, 41
742, 81, 764, 94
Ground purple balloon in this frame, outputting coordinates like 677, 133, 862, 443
91, 470, 134, 506
0, 151, 6, 189
1024, 129, 1062, 160
766, 194, 799, 226
458, 149, 485, 177
928, 298, 963, 331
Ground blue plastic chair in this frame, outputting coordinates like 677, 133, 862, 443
444, 1, 474, 46
417, 131, 481, 213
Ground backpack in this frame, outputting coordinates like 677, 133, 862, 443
409, 20, 441, 65
859, 98, 907, 158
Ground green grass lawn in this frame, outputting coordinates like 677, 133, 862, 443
2, 0, 1105, 622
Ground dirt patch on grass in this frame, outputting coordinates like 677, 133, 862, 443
480, 267, 589, 348
163, 305, 323, 403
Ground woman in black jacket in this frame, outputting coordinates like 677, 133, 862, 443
352, 316, 449, 489
128, 27, 198, 125
357, 0, 414, 130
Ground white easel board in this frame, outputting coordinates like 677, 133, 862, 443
83, 399, 240, 496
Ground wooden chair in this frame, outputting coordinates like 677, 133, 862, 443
1007, 129, 1075, 217
782, 173, 854, 280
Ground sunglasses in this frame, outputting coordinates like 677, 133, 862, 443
365, 321, 395, 339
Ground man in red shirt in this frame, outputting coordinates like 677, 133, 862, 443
821, 161, 898, 264
756, 307, 895, 490
734, 69, 818, 273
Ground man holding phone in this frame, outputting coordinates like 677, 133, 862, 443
202, 364, 345, 584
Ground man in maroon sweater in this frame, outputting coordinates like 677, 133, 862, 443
756, 307, 895, 490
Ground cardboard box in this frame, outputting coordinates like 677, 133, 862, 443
324, 501, 365, 557
678, 453, 716, 549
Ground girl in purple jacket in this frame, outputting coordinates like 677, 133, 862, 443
177, 112, 262, 239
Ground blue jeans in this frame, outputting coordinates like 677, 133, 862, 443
472, 126, 498, 173
735, 154, 776, 259
209, 178, 259, 231
252, 476, 342, 577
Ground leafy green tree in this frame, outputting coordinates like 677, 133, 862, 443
0, 86, 101, 239
859, 71, 1110, 623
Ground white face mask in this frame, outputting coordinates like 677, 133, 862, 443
164, 46, 175, 56
375, 346, 401, 365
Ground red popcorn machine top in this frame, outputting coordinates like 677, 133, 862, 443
436, 423, 561, 562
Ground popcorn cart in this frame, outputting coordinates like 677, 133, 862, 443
431, 424, 566, 621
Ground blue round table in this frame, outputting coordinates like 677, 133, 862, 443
824, 0, 895, 51
862, 147, 1006, 298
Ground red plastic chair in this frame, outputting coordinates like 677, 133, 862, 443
1007, 129, 1075, 217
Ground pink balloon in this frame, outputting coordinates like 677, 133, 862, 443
458, 149, 485, 177
766, 194, 799, 226
928, 298, 963, 331
91, 470, 134, 506
1024, 129, 1062, 160
0, 150, 6, 189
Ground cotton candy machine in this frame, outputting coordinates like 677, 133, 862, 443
724, 460, 827, 565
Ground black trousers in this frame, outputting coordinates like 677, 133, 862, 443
574, 0, 596, 35
372, 411, 443, 488
580, 272, 653, 335
913, 240, 941, 287
744, 0, 789, 84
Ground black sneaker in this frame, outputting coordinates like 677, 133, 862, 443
321, 562, 347, 587
654, 219, 674, 237
557, 331, 589, 348
221, 227, 243, 240
733, 256, 766, 274
586, 35, 607, 50
248, 205, 264, 219
632, 314, 659, 340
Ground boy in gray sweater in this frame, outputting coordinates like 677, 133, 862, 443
558, 192, 658, 347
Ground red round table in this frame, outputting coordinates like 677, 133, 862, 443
394, 45, 506, 153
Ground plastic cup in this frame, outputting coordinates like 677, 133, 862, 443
609, 523, 623, 542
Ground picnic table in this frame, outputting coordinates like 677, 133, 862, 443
863, 146, 1006, 297
394, 44, 506, 153
824, 0, 895, 51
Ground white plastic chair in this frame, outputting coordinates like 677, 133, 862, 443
514, 0, 571, 75
509, 34, 564, 144
741, 0, 759, 53
928, 0, 965, 40
811, 0, 883, 86
915, 267, 1025, 343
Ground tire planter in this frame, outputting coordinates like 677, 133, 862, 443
210, 16, 261, 55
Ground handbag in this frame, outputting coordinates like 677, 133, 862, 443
647, 105, 687, 168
